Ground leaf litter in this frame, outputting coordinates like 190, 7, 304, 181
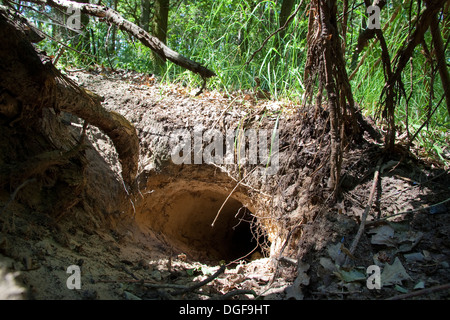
1, 68, 449, 300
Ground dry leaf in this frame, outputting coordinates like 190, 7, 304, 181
381, 257, 411, 286
319, 257, 336, 272
327, 242, 342, 262
369, 225, 397, 247
285, 261, 310, 300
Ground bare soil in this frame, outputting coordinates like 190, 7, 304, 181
0, 68, 449, 300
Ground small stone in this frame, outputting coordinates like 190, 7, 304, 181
404, 252, 424, 262
151, 270, 162, 281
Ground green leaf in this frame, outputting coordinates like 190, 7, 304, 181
186, 268, 195, 276
394, 285, 408, 293
334, 268, 366, 283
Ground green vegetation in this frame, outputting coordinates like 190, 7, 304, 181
8, 0, 450, 165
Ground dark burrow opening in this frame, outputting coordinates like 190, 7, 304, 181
137, 187, 270, 263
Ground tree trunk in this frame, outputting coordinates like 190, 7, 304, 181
109, 0, 118, 53
140, 0, 151, 32
151, 0, 170, 75
72, 0, 90, 55
271, 0, 295, 68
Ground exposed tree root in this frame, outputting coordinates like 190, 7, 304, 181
0, 6, 139, 189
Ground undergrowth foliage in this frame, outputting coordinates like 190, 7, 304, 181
9, 0, 450, 165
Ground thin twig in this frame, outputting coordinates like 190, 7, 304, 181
268, 221, 303, 287
53, 46, 65, 65
345, 158, 383, 265
171, 265, 226, 296
195, 76, 207, 96
226, 244, 259, 267
211, 96, 239, 129
408, 93, 445, 148
78, 120, 88, 144
211, 166, 258, 227
95, 278, 157, 284
119, 265, 139, 281
367, 196, 450, 225
209, 162, 271, 197
144, 283, 189, 290
97, 278, 188, 290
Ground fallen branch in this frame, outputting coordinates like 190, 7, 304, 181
345, 158, 383, 265
99, 267, 227, 298
194, 77, 207, 96
26, 0, 216, 79
386, 283, 450, 300
97, 278, 188, 290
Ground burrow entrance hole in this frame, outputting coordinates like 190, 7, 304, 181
136, 182, 270, 263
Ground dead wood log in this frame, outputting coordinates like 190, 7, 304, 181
26, 0, 216, 79
0, 6, 138, 188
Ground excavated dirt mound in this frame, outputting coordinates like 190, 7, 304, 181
1, 68, 449, 300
